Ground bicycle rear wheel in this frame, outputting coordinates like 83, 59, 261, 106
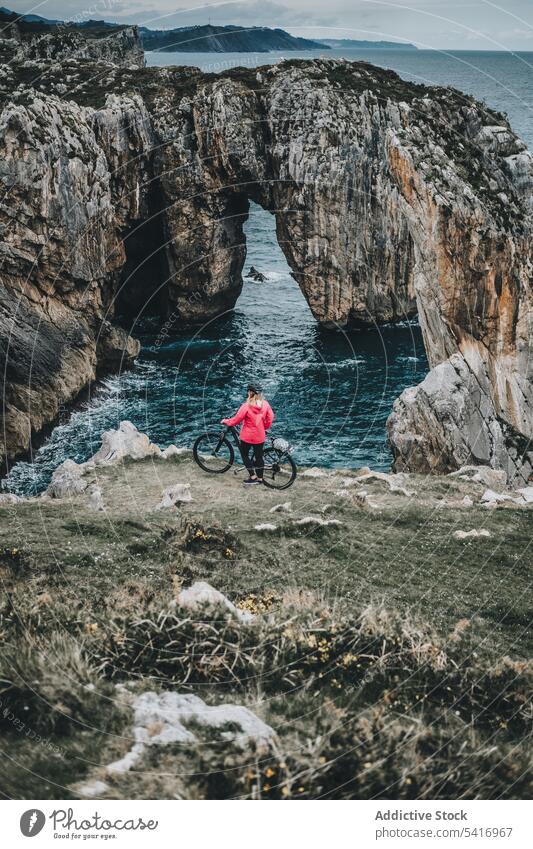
193, 432, 234, 473
261, 447, 297, 490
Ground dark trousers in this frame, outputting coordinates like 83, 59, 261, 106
240, 440, 265, 478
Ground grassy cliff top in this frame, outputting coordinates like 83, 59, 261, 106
2, 453, 530, 660
0, 452, 531, 800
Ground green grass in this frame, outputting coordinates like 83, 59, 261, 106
0, 591, 530, 799
0, 457, 531, 658
0, 457, 531, 798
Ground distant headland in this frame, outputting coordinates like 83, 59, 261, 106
0, 8, 418, 53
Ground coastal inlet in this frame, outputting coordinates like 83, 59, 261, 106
6, 203, 428, 496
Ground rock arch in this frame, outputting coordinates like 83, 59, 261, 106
1, 59, 532, 479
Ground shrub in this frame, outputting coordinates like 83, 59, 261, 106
0, 632, 123, 736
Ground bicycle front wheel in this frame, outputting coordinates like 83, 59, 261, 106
193, 432, 234, 473
262, 447, 297, 490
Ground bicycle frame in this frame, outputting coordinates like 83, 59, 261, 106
216, 427, 286, 474
195, 426, 296, 489
216, 426, 261, 474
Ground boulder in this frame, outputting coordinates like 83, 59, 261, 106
269, 501, 292, 514
76, 780, 109, 798
0, 493, 22, 505
46, 459, 88, 498
161, 445, 187, 460
87, 488, 105, 511
453, 529, 491, 539
106, 690, 275, 774
388, 354, 532, 486
481, 489, 516, 503
293, 516, 343, 527
516, 486, 533, 503
91, 421, 162, 465
153, 483, 193, 511
355, 470, 415, 497
245, 266, 267, 282
177, 581, 253, 623
450, 465, 508, 489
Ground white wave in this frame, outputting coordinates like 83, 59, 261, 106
322, 358, 366, 371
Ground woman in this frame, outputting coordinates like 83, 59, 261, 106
221, 384, 275, 485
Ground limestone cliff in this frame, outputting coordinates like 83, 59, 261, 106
20, 26, 145, 68
0, 57, 531, 480
0, 10, 144, 68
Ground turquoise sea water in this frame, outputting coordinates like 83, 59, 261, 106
6, 49, 532, 494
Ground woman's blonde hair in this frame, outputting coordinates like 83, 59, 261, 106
247, 389, 263, 407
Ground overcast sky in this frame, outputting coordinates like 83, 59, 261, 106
7, 0, 533, 49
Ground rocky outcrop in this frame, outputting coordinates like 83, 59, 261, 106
19, 27, 145, 68
0, 57, 531, 479
45, 421, 184, 497
0, 10, 144, 68
388, 353, 533, 484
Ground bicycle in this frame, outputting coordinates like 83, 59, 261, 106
193, 426, 297, 490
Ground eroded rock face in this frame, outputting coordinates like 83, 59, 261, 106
0, 90, 150, 464
0, 15, 144, 69
0, 57, 531, 479
388, 353, 533, 484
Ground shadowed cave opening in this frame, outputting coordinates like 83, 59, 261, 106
115, 183, 171, 326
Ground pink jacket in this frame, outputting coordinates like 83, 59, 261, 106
223, 400, 275, 444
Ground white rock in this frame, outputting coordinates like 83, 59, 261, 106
516, 486, 533, 503
153, 483, 193, 511
161, 444, 187, 459
77, 779, 109, 797
453, 528, 491, 539
46, 459, 88, 498
293, 516, 343, 527
301, 467, 328, 478
254, 523, 278, 531
269, 501, 292, 513
106, 691, 275, 774
107, 742, 148, 775
356, 471, 415, 497
91, 421, 162, 466
177, 581, 252, 623
334, 489, 352, 499
87, 488, 105, 511
451, 465, 508, 489
0, 493, 22, 505
461, 495, 474, 507
481, 489, 514, 503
